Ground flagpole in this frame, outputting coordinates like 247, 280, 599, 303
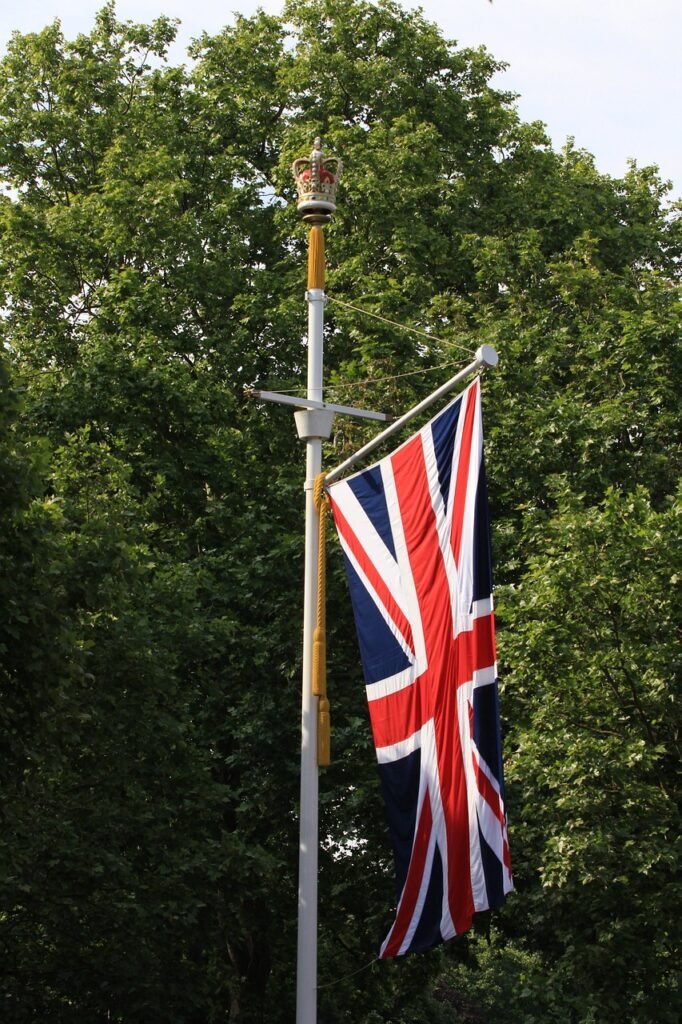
295, 275, 324, 1024
292, 140, 342, 1024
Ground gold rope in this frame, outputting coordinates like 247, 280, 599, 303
313, 472, 331, 766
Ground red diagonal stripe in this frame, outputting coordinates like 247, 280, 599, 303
450, 380, 478, 568
391, 433, 452, 668
330, 496, 414, 656
471, 753, 512, 874
381, 792, 433, 958
475, 771, 511, 876
472, 752, 505, 828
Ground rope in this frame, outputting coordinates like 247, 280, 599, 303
327, 294, 475, 356
317, 956, 380, 990
250, 355, 469, 404
313, 472, 331, 767
329, 356, 467, 391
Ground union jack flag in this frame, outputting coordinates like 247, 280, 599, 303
327, 378, 512, 957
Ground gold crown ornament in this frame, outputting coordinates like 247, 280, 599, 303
292, 137, 343, 224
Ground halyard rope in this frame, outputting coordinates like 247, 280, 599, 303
317, 956, 380, 990
313, 472, 331, 766
326, 294, 475, 356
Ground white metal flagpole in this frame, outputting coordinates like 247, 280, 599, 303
295, 281, 325, 1024
291, 139, 342, 1024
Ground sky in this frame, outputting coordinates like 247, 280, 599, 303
0, 0, 680, 197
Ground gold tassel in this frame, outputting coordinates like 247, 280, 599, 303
312, 625, 325, 697
313, 472, 331, 766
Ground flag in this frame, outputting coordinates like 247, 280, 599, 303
327, 377, 512, 958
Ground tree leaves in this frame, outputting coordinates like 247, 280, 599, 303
0, 2, 679, 1021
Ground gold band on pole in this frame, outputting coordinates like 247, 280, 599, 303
307, 226, 326, 290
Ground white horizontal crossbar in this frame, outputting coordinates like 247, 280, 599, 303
247, 388, 390, 422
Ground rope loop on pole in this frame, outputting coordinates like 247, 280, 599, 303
313, 472, 331, 766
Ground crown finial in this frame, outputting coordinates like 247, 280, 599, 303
292, 139, 343, 225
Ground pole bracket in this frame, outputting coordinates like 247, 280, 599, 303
246, 387, 390, 423
294, 409, 335, 440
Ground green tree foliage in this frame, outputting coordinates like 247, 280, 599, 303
0, 2, 679, 1021
500, 485, 680, 1022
